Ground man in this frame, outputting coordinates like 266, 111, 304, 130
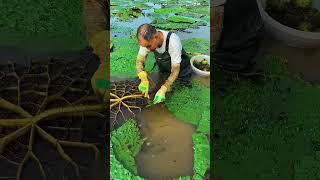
135, 23, 192, 104
213, 0, 264, 76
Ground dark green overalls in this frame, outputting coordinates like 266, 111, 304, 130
153, 32, 192, 85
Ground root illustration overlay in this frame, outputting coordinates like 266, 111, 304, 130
110, 79, 150, 131
0, 57, 106, 180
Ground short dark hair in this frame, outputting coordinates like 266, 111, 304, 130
137, 23, 157, 41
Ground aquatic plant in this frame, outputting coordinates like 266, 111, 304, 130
298, 21, 312, 31
111, 119, 144, 175
154, 8, 188, 14
110, 37, 156, 78
0, 0, 86, 49
110, 140, 145, 180
294, 155, 320, 180
167, 16, 198, 24
182, 38, 210, 56
197, 110, 210, 134
291, 0, 312, 8
111, 7, 143, 21
192, 132, 210, 178
165, 80, 210, 126
213, 55, 320, 179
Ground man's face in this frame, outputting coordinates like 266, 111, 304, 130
138, 37, 158, 52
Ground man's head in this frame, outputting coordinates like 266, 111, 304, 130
137, 24, 162, 51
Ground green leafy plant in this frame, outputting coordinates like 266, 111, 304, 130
291, 0, 312, 8
192, 133, 210, 178
111, 119, 144, 175
197, 110, 210, 134
0, 0, 86, 49
167, 16, 198, 24
213, 56, 320, 179
110, 37, 156, 78
165, 80, 210, 125
182, 38, 210, 55
110, 140, 145, 180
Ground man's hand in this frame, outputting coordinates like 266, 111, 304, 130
138, 71, 149, 98
153, 85, 167, 104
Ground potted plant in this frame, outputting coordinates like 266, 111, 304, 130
256, 0, 320, 48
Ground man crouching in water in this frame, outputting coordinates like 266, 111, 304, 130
135, 23, 193, 104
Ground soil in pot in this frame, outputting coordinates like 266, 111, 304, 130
266, 0, 320, 32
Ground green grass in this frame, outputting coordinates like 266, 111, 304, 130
0, 0, 86, 50
213, 56, 320, 180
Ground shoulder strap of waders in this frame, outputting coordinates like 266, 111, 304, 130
151, 31, 173, 71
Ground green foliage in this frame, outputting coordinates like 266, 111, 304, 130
192, 132, 210, 178
213, 56, 320, 179
110, 42, 114, 50
110, 36, 157, 78
154, 8, 188, 14
175, 11, 210, 22
192, 174, 204, 180
110, 141, 145, 180
182, 38, 210, 55
151, 4, 209, 31
174, 176, 191, 180
112, 7, 143, 21
196, 110, 210, 134
165, 80, 210, 125
298, 21, 312, 31
111, 119, 144, 175
294, 156, 320, 180
153, 22, 196, 30
291, 0, 312, 8
0, 0, 86, 49
167, 16, 197, 24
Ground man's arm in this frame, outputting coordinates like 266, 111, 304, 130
136, 46, 149, 74
163, 63, 180, 90
136, 54, 147, 74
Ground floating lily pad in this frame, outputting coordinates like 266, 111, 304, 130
167, 16, 198, 24
154, 7, 188, 14
182, 38, 210, 55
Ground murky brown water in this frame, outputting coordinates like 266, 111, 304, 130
135, 104, 195, 179
193, 75, 210, 87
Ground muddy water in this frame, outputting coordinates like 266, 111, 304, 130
193, 75, 210, 87
135, 104, 195, 179
258, 36, 320, 84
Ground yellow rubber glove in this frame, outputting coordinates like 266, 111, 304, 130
153, 85, 167, 104
138, 71, 149, 98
